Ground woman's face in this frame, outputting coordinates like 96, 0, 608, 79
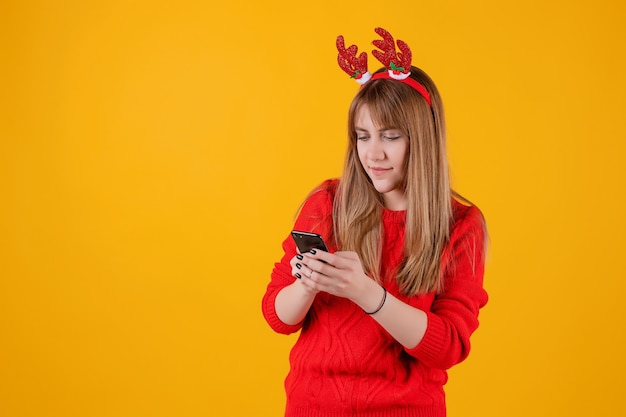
355, 104, 409, 210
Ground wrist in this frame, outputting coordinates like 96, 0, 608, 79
355, 278, 386, 314
293, 275, 319, 297
364, 286, 387, 315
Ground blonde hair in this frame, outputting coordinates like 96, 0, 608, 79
333, 66, 452, 296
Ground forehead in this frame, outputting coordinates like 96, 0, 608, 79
354, 104, 375, 126
354, 102, 397, 131
355, 107, 386, 134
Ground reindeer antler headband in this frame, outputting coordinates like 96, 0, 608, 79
336, 27, 432, 107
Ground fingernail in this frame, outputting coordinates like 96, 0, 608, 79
296, 254, 303, 260
295, 273, 302, 279
296, 263, 302, 269
310, 249, 317, 254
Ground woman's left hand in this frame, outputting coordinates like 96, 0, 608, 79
299, 249, 428, 349
296, 249, 372, 303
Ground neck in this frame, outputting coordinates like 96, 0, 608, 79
382, 190, 407, 211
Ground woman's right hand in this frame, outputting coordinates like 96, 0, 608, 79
272, 253, 321, 326
290, 253, 320, 296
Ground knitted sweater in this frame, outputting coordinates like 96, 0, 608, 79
262, 179, 488, 417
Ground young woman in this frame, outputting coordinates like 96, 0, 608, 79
262, 28, 488, 417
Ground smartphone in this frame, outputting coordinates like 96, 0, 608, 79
291, 230, 329, 253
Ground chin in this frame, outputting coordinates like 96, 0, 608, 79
372, 182, 397, 195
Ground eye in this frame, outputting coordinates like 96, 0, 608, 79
382, 130, 404, 141
383, 135, 402, 141
356, 135, 370, 141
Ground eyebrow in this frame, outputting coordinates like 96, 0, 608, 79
355, 126, 400, 132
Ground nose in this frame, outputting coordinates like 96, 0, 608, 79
366, 138, 385, 163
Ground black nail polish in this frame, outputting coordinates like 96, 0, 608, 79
295, 273, 302, 279
310, 249, 317, 255
296, 254, 303, 260
296, 263, 302, 269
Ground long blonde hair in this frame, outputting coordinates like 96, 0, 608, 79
333, 66, 452, 296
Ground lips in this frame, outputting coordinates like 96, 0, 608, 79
369, 167, 391, 176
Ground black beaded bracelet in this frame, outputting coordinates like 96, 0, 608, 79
364, 286, 387, 315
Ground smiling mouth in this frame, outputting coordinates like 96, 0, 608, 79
370, 167, 391, 175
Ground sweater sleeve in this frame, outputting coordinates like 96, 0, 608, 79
405, 204, 489, 369
261, 180, 336, 335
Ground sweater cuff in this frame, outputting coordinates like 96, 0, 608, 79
406, 312, 447, 364
262, 291, 303, 335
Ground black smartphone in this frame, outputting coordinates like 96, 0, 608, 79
291, 230, 329, 253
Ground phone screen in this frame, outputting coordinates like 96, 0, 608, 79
291, 230, 329, 253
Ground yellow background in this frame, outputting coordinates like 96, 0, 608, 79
1, 1, 625, 416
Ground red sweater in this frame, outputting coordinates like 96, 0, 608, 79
262, 180, 488, 417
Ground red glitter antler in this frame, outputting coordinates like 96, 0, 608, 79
336, 35, 372, 84
371, 27, 412, 79
334, 28, 431, 106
